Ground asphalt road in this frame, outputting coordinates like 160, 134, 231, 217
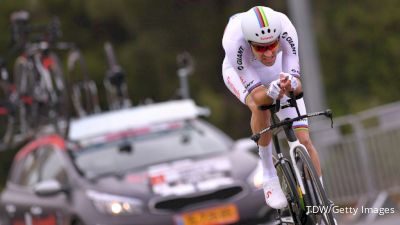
352, 216, 400, 225
342, 215, 400, 225
262, 214, 400, 225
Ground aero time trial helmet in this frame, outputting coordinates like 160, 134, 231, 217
241, 6, 282, 44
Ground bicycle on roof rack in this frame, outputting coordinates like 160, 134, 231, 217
103, 41, 131, 110
67, 45, 101, 117
0, 58, 17, 150
251, 92, 337, 225
10, 10, 69, 138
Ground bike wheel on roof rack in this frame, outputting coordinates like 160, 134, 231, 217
43, 52, 69, 137
67, 48, 101, 118
13, 56, 38, 137
0, 82, 14, 150
103, 41, 131, 110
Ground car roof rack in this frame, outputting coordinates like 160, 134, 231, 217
68, 99, 210, 142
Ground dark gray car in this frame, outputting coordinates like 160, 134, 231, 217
0, 100, 273, 225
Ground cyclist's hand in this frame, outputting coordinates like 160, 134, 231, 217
279, 72, 298, 91
266, 79, 285, 100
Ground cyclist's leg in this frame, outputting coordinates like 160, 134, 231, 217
247, 95, 288, 209
247, 96, 271, 145
276, 97, 323, 179
295, 130, 322, 178
222, 66, 272, 145
222, 67, 286, 209
245, 97, 276, 179
293, 98, 323, 182
222, 67, 272, 148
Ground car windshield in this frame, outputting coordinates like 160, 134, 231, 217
71, 120, 233, 178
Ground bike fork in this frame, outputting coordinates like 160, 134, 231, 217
288, 140, 307, 196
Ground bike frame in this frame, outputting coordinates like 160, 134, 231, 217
274, 121, 309, 196
33, 50, 58, 103
252, 92, 334, 224
103, 41, 131, 110
270, 94, 325, 197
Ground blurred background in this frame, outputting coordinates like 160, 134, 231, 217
1, 0, 400, 223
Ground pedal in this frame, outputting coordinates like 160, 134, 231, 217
281, 216, 294, 223
273, 218, 293, 225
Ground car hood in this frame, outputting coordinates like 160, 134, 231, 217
90, 149, 258, 201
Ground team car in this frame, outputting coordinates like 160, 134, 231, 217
0, 99, 273, 225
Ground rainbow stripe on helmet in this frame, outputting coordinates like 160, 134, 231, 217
253, 7, 269, 28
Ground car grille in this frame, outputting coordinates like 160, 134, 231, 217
151, 185, 245, 212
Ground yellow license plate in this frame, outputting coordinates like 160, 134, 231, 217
174, 204, 239, 225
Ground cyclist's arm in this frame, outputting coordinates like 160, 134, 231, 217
280, 75, 303, 96
223, 39, 274, 106
279, 12, 301, 78
277, 13, 303, 98
292, 77, 302, 95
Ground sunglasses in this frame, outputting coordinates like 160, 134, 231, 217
250, 40, 279, 52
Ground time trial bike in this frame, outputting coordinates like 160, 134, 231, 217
251, 92, 336, 225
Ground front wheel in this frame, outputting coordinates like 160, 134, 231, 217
294, 146, 336, 225
276, 159, 307, 225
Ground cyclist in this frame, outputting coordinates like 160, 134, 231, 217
222, 6, 324, 209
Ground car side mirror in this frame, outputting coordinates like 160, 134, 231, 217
34, 179, 67, 196
233, 138, 258, 156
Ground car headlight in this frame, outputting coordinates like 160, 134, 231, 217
86, 190, 143, 215
247, 160, 263, 190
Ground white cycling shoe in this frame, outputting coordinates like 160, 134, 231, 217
263, 177, 288, 209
